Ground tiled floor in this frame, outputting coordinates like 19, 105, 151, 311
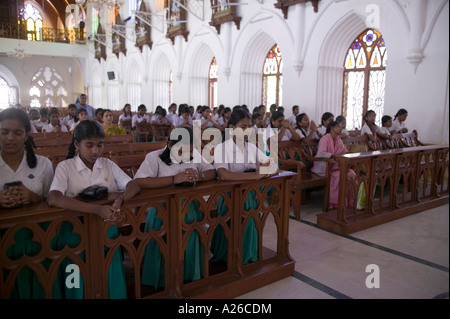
237, 192, 449, 299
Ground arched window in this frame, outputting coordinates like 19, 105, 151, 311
209, 57, 218, 109
30, 67, 68, 108
21, 4, 43, 41
342, 29, 387, 129
262, 44, 283, 107
0, 77, 10, 110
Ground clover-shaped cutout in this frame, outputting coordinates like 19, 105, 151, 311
7, 228, 41, 260
50, 221, 81, 251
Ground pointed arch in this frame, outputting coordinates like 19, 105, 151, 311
239, 31, 275, 109
151, 52, 172, 110
342, 28, 387, 129
187, 42, 215, 107
315, 12, 366, 123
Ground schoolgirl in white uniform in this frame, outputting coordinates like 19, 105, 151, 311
134, 126, 216, 289
390, 108, 409, 133
48, 120, 140, 299
212, 109, 278, 265
0, 108, 54, 298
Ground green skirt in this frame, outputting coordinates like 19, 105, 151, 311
141, 200, 204, 289
50, 221, 126, 299
210, 190, 259, 265
6, 226, 47, 299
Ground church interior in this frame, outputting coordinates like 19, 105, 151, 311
0, 0, 448, 300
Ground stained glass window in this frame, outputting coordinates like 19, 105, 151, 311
21, 4, 43, 41
343, 29, 387, 129
262, 44, 283, 107
0, 77, 10, 110
209, 58, 218, 109
29, 67, 68, 108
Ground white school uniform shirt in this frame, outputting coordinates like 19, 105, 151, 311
42, 123, 69, 133
32, 119, 48, 129
194, 112, 203, 121
150, 114, 159, 123
132, 114, 151, 128
201, 116, 214, 128
279, 127, 293, 141
214, 138, 271, 174
62, 115, 75, 129
295, 126, 319, 140
317, 126, 327, 137
30, 122, 38, 133
50, 156, 131, 198
174, 115, 193, 128
166, 113, 177, 125
70, 121, 80, 132
389, 118, 406, 133
134, 148, 214, 179
378, 126, 391, 136
361, 123, 381, 136
151, 115, 171, 125
288, 114, 297, 126
118, 114, 132, 123
217, 116, 226, 127
0, 152, 54, 199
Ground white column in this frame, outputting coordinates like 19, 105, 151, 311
407, 0, 426, 73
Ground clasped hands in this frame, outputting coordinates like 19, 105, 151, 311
0, 184, 32, 208
174, 168, 201, 184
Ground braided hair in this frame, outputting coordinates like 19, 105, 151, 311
0, 108, 37, 168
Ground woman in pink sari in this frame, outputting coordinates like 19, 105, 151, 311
312, 121, 356, 209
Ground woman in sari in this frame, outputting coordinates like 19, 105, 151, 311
312, 121, 356, 209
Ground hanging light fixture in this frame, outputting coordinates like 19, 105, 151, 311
75, 0, 124, 9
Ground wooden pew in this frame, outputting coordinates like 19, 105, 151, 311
151, 124, 172, 141
317, 144, 449, 234
135, 121, 153, 142
129, 140, 167, 155
400, 130, 427, 147
0, 173, 295, 299
120, 118, 132, 134
343, 135, 369, 153
384, 133, 404, 149
103, 134, 134, 145
275, 139, 331, 219
110, 154, 145, 178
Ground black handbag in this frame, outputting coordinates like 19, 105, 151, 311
79, 185, 108, 200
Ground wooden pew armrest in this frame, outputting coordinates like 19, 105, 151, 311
278, 159, 305, 185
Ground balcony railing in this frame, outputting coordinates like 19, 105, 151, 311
0, 22, 85, 44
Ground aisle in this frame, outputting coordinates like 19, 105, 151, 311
237, 198, 449, 299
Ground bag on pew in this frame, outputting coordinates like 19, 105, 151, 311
348, 144, 368, 153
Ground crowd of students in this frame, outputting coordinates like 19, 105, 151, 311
1, 100, 410, 299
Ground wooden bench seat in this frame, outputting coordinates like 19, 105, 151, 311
110, 154, 146, 178
276, 140, 330, 219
